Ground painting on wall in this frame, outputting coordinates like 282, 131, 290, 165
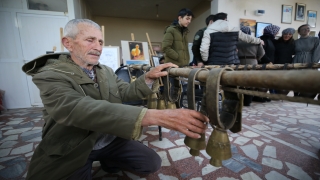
240, 19, 256, 36
295, 3, 306, 21
307, 10, 317, 27
255, 22, 272, 38
281, 5, 293, 24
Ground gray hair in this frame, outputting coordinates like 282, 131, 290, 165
64, 19, 101, 39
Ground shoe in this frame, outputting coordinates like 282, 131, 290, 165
100, 162, 120, 174
243, 103, 251, 106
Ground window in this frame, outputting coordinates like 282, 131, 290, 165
27, 0, 68, 12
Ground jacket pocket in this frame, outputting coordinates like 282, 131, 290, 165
40, 136, 73, 156
109, 87, 122, 103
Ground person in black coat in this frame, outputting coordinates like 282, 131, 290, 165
274, 28, 295, 64
259, 24, 280, 64
253, 24, 280, 102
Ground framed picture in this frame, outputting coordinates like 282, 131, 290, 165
307, 10, 317, 27
240, 18, 257, 36
295, 3, 306, 21
99, 46, 120, 72
151, 56, 160, 67
120, 40, 150, 65
281, 5, 293, 24
255, 22, 272, 38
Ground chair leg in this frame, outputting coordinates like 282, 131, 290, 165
158, 126, 162, 141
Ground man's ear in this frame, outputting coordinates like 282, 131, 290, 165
62, 37, 73, 51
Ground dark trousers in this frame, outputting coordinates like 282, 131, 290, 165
68, 137, 161, 180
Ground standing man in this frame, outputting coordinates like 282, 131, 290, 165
162, 8, 194, 67
22, 19, 208, 180
190, 14, 215, 67
200, 12, 264, 65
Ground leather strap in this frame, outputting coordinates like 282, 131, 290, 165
162, 67, 181, 103
187, 68, 207, 110
244, 64, 248, 70
262, 64, 267, 70
206, 68, 240, 129
235, 64, 239, 70
252, 64, 257, 70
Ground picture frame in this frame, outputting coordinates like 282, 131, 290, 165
255, 22, 272, 38
99, 46, 121, 72
120, 40, 150, 65
307, 10, 317, 28
240, 18, 257, 36
281, 5, 293, 24
151, 56, 160, 67
295, 3, 306, 21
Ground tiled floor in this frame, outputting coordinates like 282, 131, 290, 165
0, 99, 320, 180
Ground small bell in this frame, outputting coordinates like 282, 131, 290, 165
147, 93, 158, 109
206, 127, 232, 167
166, 101, 176, 109
184, 133, 206, 156
130, 76, 137, 83
157, 99, 166, 110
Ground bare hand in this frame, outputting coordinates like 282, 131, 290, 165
142, 109, 209, 139
145, 63, 178, 83
260, 40, 265, 46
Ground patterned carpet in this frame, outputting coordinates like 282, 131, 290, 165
0, 99, 320, 180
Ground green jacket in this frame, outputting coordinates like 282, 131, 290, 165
22, 53, 158, 179
162, 23, 190, 66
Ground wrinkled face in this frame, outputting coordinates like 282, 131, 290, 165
299, 25, 310, 37
283, 33, 293, 41
67, 23, 103, 67
178, 15, 192, 27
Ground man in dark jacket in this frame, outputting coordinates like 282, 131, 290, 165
22, 19, 208, 180
190, 14, 215, 67
200, 13, 264, 65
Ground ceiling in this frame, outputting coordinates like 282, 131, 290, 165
85, 0, 209, 21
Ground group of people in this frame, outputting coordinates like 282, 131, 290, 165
161, 9, 320, 106
22, 8, 320, 180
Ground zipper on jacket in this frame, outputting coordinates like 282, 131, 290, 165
48, 68, 75, 75
78, 85, 87, 96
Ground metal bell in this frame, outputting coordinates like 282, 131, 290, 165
184, 133, 206, 156
166, 101, 176, 109
147, 93, 158, 109
157, 99, 166, 110
130, 76, 137, 83
206, 127, 232, 167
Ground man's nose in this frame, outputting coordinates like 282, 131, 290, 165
94, 41, 102, 51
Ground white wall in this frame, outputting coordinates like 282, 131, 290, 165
213, 0, 320, 36
0, 0, 76, 109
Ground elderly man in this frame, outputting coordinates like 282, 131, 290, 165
22, 19, 208, 180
